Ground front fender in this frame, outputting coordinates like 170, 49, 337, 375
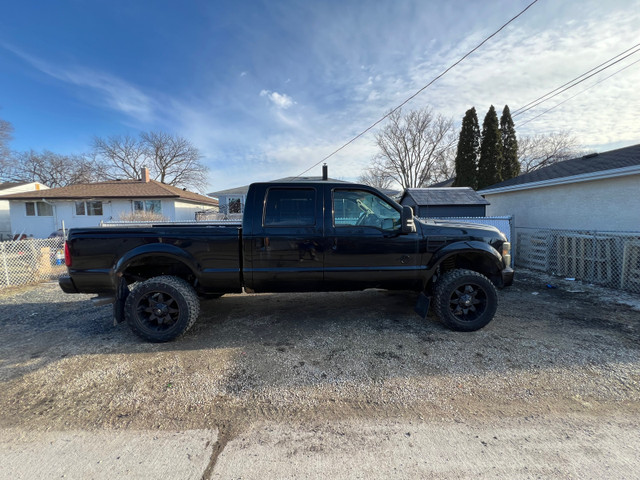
114, 243, 199, 278
427, 240, 503, 273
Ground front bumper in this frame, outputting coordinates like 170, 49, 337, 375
58, 276, 79, 294
501, 267, 514, 287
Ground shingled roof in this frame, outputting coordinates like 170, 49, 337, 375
479, 143, 640, 194
401, 187, 489, 206
2, 179, 218, 206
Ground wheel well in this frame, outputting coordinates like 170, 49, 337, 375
428, 252, 502, 291
122, 257, 196, 286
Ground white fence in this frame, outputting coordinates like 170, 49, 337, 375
0, 238, 67, 288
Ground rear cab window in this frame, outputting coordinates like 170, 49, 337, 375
263, 188, 317, 226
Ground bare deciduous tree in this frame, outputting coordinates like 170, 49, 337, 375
358, 164, 394, 189
141, 131, 207, 191
93, 131, 208, 191
518, 131, 582, 173
5, 150, 106, 187
366, 108, 456, 189
92, 134, 147, 182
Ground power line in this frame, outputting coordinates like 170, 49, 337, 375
517, 57, 640, 128
511, 42, 640, 116
294, 0, 540, 178
512, 44, 640, 118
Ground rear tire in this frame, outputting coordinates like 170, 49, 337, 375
125, 275, 200, 342
433, 269, 498, 332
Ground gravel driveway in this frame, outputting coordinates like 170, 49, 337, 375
0, 271, 639, 478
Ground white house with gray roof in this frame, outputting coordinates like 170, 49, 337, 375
478, 144, 640, 231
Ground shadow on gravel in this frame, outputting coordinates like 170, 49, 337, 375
1, 275, 638, 394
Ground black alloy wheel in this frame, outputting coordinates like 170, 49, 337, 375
125, 275, 200, 342
448, 282, 487, 322
433, 269, 498, 332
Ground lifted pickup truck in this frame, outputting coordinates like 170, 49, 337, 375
59, 179, 513, 342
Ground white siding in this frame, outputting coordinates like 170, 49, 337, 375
173, 200, 215, 221
0, 183, 48, 239
9, 201, 57, 238
484, 174, 640, 231
9, 197, 218, 237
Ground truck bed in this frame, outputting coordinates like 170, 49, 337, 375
65, 225, 242, 294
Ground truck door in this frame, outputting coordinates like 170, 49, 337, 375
324, 187, 420, 290
247, 186, 325, 292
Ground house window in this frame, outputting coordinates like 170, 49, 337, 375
75, 201, 103, 216
25, 201, 53, 217
133, 200, 162, 213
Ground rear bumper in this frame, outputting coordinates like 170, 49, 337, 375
59, 276, 79, 294
501, 268, 514, 287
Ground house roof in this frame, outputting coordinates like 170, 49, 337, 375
401, 187, 490, 206
428, 177, 456, 188
0, 182, 30, 191
208, 176, 348, 197
2, 179, 218, 206
479, 143, 640, 194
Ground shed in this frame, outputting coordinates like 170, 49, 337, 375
399, 188, 490, 218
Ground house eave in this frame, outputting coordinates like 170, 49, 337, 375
478, 165, 640, 195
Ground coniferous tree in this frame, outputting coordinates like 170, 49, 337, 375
500, 105, 520, 180
477, 105, 503, 190
453, 107, 480, 189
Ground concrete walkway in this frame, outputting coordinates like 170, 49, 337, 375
3, 414, 639, 479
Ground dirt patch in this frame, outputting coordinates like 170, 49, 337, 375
0, 272, 638, 437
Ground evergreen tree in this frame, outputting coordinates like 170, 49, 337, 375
500, 105, 520, 180
477, 105, 503, 190
452, 107, 480, 189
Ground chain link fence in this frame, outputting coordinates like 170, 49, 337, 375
515, 227, 640, 294
0, 238, 67, 288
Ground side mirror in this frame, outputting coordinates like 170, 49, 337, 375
401, 206, 416, 234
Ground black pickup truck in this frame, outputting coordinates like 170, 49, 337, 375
59, 179, 513, 342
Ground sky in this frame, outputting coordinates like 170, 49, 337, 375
1, 0, 639, 192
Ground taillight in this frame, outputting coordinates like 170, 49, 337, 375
64, 241, 72, 267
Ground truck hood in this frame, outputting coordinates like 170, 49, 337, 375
416, 217, 507, 241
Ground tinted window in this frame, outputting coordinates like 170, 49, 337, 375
264, 188, 316, 226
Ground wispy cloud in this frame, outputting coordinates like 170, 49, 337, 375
2, 44, 157, 123
260, 90, 295, 109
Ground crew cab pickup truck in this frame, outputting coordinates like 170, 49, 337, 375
59, 179, 514, 342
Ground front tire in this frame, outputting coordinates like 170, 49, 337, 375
433, 269, 498, 332
125, 275, 200, 342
